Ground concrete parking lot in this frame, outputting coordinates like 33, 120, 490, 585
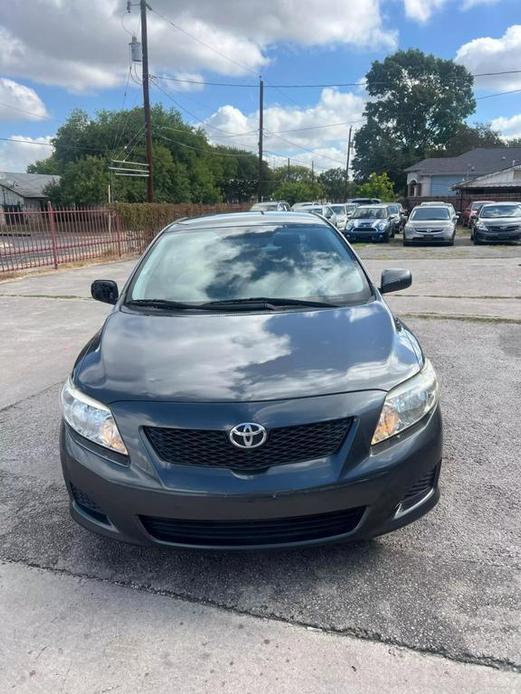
1, 232, 520, 692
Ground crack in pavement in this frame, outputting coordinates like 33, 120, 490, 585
1, 556, 519, 675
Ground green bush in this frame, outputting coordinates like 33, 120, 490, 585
111, 202, 249, 242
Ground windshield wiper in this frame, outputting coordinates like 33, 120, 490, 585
125, 298, 201, 311
200, 297, 338, 310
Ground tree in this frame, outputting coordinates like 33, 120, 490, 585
46, 156, 108, 206
356, 172, 395, 201
272, 180, 323, 206
353, 49, 476, 191
429, 123, 503, 157
318, 168, 350, 201
29, 105, 262, 205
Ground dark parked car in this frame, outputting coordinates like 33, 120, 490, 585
473, 202, 521, 244
386, 203, 407, 234
344, 205, 395, 242
60, 212, 442, 550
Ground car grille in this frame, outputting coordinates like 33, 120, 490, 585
140, 507, 366, 546
417, 228, 444, 233
144, 418, 352, 472
485, 225, 519, 233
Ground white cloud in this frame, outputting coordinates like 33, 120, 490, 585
0, 0, 395, 92
490, 114, 521, 139
202, 88, 365, 171
0, 78, 48, 121
455, 25, 521, 90
403, 0, 501, 22
403, 0, 446, 23
0, 135, 53, 172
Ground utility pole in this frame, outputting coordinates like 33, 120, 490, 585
257, 77, 264, 202
344, 125, 353, 200
287, 157, 290, 179
311, 160, 315, 183
140, 0, 154, 202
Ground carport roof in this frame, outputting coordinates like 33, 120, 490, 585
406, 147, 521, 176
0, 172, 60, 198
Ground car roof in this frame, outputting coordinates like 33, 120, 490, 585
420, 201, 453, 206
170, 211, 331, 230
355, 204, 387, 208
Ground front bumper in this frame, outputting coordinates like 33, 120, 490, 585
404, 228, 453, 244
475, 228, 521, 242
345, 227, 389, 242
60, 393, 443, 550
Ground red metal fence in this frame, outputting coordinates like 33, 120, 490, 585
0, 202, 252, 275
0, 206, 148, 275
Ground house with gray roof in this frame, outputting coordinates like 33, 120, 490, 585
0, 172, 60, 212
405, 147, 521, 198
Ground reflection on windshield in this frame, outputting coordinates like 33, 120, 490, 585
129, 224, 372, 305
410, 208, 450, 221
481, 205, 521, 218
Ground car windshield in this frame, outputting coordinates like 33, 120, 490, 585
387, 205, 399, 213
345, 204, 357, 213
330, 205, 345, 214
480, 204, 521, 218
251, 202, 279, 211
128, 223, 372, 307
410, 207, 450, 221
352, 207, 387, 219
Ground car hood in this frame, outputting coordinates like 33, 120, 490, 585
75, 300, 422, 404
349, 218, 384, 227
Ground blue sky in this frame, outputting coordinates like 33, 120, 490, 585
1, 0, 520, 172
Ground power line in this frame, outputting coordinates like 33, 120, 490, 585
0, 100, 49, 121
151, 69, 521, 89
476, 87, 521, 100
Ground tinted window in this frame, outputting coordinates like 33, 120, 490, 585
331, 205, 346, 214
480, 204, 521, 218
352, 207, 387, 219
129, 224, 372, 306
410, 207, 450, 221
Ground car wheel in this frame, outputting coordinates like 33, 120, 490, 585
473, 233, 481, 245
403, 239, 411, 247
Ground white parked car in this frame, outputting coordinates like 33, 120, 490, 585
329, 204, 350, 230
250, 201, 291, 212
301, 204, 337, 226
291, 201, 320, 211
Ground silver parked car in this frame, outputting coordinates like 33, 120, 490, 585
303, 204, 338, 226
291, 201, 320, 211
329, 203, 349, 230
250, 201, 290, 212
472, 202, 521, 245
404, 205, 456, 246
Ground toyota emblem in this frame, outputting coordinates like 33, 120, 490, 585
229, 422, 267, 449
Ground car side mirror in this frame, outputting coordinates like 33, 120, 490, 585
380, 269, 412, 295
91, 279, 119, 305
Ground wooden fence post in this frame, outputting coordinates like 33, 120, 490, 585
47, 202, 58, 269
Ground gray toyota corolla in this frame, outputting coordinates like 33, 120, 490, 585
60, 212, 442, 549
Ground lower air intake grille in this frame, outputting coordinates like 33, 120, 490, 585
401, 466, 438, 506
70, 483, 108, 524
144, 418, 352, 472
140, 507, 366, 547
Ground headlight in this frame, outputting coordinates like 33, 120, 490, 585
346, 222, 354, 230
61, 377, 128, 454
404, 223, 413, 231
377, 221, 386, 230
371, 359, 439, 445
475, 221, 486, 230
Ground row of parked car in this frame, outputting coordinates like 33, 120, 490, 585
250, 199, 521, 245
